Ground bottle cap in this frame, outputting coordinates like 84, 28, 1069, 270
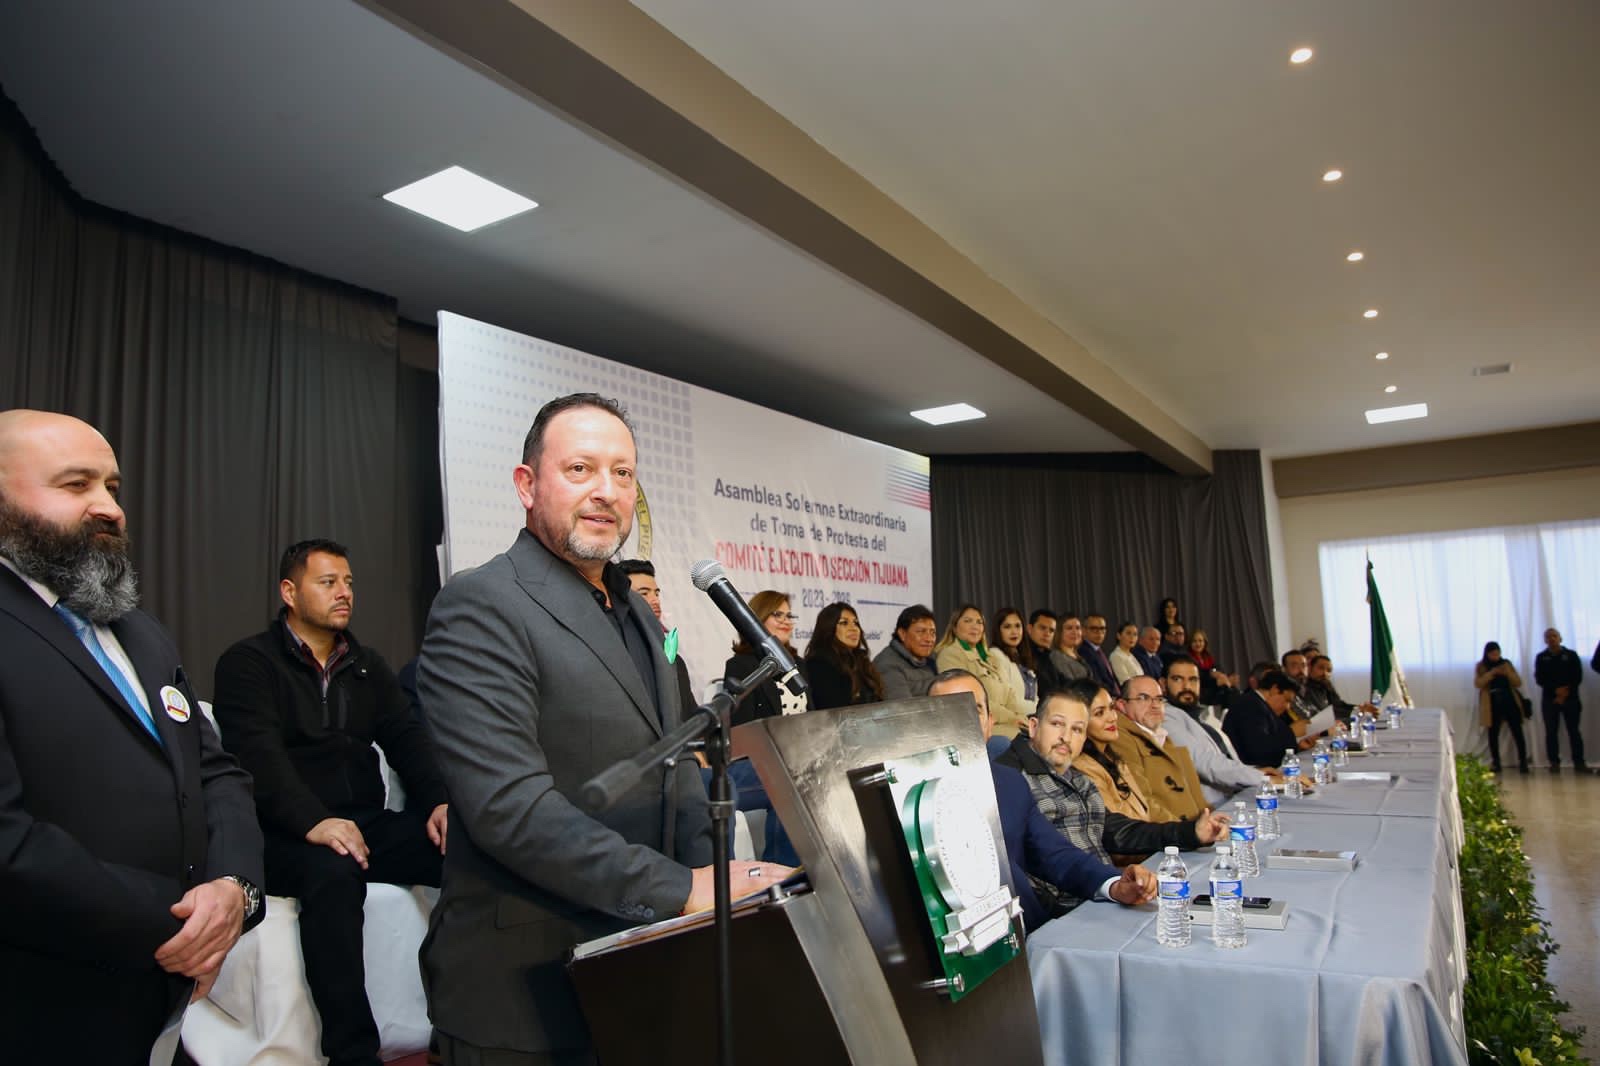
1216, 845, 1232, 855
1164, 845, 1179, 855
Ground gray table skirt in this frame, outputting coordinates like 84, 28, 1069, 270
1028, 709, 1467, 1066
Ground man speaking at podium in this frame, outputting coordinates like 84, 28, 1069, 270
418, 394, 792, 1065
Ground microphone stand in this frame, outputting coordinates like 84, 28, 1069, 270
581, 656, 782, 1066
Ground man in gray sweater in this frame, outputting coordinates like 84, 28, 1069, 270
873, 604, 939, 699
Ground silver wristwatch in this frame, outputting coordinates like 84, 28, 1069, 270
222, 874, 262, 920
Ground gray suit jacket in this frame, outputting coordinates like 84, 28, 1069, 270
417, 530, 712, 1053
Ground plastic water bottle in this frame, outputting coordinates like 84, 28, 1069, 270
1388, 703, 1402, 730
1332, 723, 1350, 767
1312, 739, 1332, 785
1229, 800, 1260, 876
1255, 777, 1281, 839
1280, 749, 1303, 798
1156, 846, 1192, 947
1209, 846, 1247, 948
1362, 713, 1378, 752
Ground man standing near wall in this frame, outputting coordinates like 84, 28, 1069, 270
1534, 628, 1587, 773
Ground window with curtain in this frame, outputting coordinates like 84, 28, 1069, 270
1317, 519, 1600, 761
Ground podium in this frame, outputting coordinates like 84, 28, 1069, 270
569, 696, 1046, 1065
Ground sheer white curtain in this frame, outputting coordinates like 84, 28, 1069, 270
1317, 519, 1600, 763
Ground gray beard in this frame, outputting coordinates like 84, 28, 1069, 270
0, 498, 140, 623
565, 527, 624, 562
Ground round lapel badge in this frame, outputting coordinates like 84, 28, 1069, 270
160, 685, 192, 723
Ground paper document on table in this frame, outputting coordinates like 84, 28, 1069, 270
1304, 707, 1337, 737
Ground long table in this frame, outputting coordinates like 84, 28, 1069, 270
1027, 709, 1468, 1066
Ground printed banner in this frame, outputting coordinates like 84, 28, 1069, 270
437, 312, 933, 694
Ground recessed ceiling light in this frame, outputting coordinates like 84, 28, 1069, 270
382, 166, 538, 232
1363, 308, 1379, 319
1375, 352, 1390, 360
1290, 47, 1314, 65
1365, 402, 1429, 425
1323, 169, 1343, 183
910, 402, 987, 426
1384, 385, 1398, 393
1346, 251, 1365, 262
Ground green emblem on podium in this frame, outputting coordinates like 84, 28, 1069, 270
883, 746, 1021, 1002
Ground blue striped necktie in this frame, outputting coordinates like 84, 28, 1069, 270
54, 603, 163, 745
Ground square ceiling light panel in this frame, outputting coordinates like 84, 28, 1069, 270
383, 166, 538, 232
911, 403, 987, 425
1364, 403, 1429, 425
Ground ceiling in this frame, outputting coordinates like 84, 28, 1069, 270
0, 0, 1128, 458
2, 0, 1596, 463
629, 0, 1600, 456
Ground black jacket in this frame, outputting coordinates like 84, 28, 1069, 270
1535, 646, 1584, 708
724, 650, 812, 726
1223, 690, 1299, 768
214, 620, 448, 837
1030, 640, 1066, 695
1, 570, 265, 1060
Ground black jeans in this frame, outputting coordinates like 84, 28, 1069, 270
1541, 701, 1586, 767
1487, 702, 1528, 770
263, 808, 443, 1066
437, 1031, 597, 1066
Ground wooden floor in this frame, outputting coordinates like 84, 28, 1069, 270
1492, 762, 1599, 1058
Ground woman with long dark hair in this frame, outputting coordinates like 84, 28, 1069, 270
1155, 597, 1182, 632
1475, 641, 1529, 774
990, 606, 1038, 705
1073, 685, 1161, 822
803, 602, 885, 710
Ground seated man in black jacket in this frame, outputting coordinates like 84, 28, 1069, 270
1223, 669, 1308, 767
214, 539, 448, 1066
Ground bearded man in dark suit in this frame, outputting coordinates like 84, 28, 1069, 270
0, 409, 263, 1063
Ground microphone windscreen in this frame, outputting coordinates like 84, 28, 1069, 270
689, 559, 725, 591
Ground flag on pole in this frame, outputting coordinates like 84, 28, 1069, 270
1366, 557, 1409, 705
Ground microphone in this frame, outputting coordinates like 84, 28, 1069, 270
690, 560, 808, 696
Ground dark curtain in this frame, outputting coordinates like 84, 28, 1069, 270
930, 450, 1278, 677
0, 91, 440, 688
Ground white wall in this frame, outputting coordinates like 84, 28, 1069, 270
1278, 465, 1600, 650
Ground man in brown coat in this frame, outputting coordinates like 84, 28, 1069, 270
1107, 675, 1209, 822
